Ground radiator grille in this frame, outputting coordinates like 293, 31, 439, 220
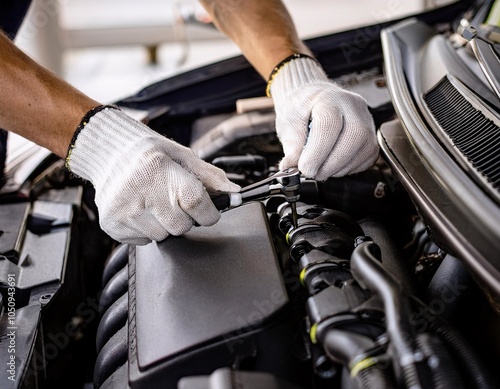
424, 78, 500, 191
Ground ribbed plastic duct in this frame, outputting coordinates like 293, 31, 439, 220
424, 77, 500, 191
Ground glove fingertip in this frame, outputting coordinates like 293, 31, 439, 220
218, 181, 241, 193
197, 163, 241, 193
297, 153, 322, 179
120, 236, 152, 246
279, 154, 299, 171
148, 230, 170, 243
314, 170, 335, 182
299, 165, 319, 180
195, 205, 221, 227
204, 180, 240, 194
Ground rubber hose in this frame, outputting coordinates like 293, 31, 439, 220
415, 333, 464, 389
323, 329, 377, 365
350, 241, 422, 389
357, 364, 397, 389
323, 329, 397, 389
429, 319, 495, 389
359, 218, 416, 294
426, 254, 471, 320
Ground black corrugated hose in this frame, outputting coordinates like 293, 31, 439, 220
415, 333, 465, 389
410, 297, 496, 389
350, 238, 496, 389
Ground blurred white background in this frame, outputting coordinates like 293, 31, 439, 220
14, 0, 456, 103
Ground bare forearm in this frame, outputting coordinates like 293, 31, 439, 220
0, 32, 99, 157
199, 0, 312, 78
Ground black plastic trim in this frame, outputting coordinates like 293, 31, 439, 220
381, 20, 500, 296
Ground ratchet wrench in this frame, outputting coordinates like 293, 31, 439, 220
210, 167, 301, 227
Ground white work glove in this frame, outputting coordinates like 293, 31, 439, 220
270, 57, 379, 181
67, 107, 239, 245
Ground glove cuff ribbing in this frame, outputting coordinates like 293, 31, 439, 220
269, 57, 330, 99
66, 107, 157, 186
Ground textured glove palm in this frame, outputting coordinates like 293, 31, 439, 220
68, 108, 239, 245
271, 57, 379, 181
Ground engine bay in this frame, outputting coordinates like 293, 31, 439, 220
1, 1, 500, 388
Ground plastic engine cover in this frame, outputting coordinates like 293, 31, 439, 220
128, 202, 289, 388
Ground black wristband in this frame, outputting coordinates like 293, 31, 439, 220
65, 104, 119, 170
265, 53, 317, 97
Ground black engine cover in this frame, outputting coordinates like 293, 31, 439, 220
128, 202, 289, 388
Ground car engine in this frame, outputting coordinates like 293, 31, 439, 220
1, 1, 499, 388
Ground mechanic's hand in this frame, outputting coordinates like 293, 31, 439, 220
67, 107, 240, 245
270, 56, 379, 181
